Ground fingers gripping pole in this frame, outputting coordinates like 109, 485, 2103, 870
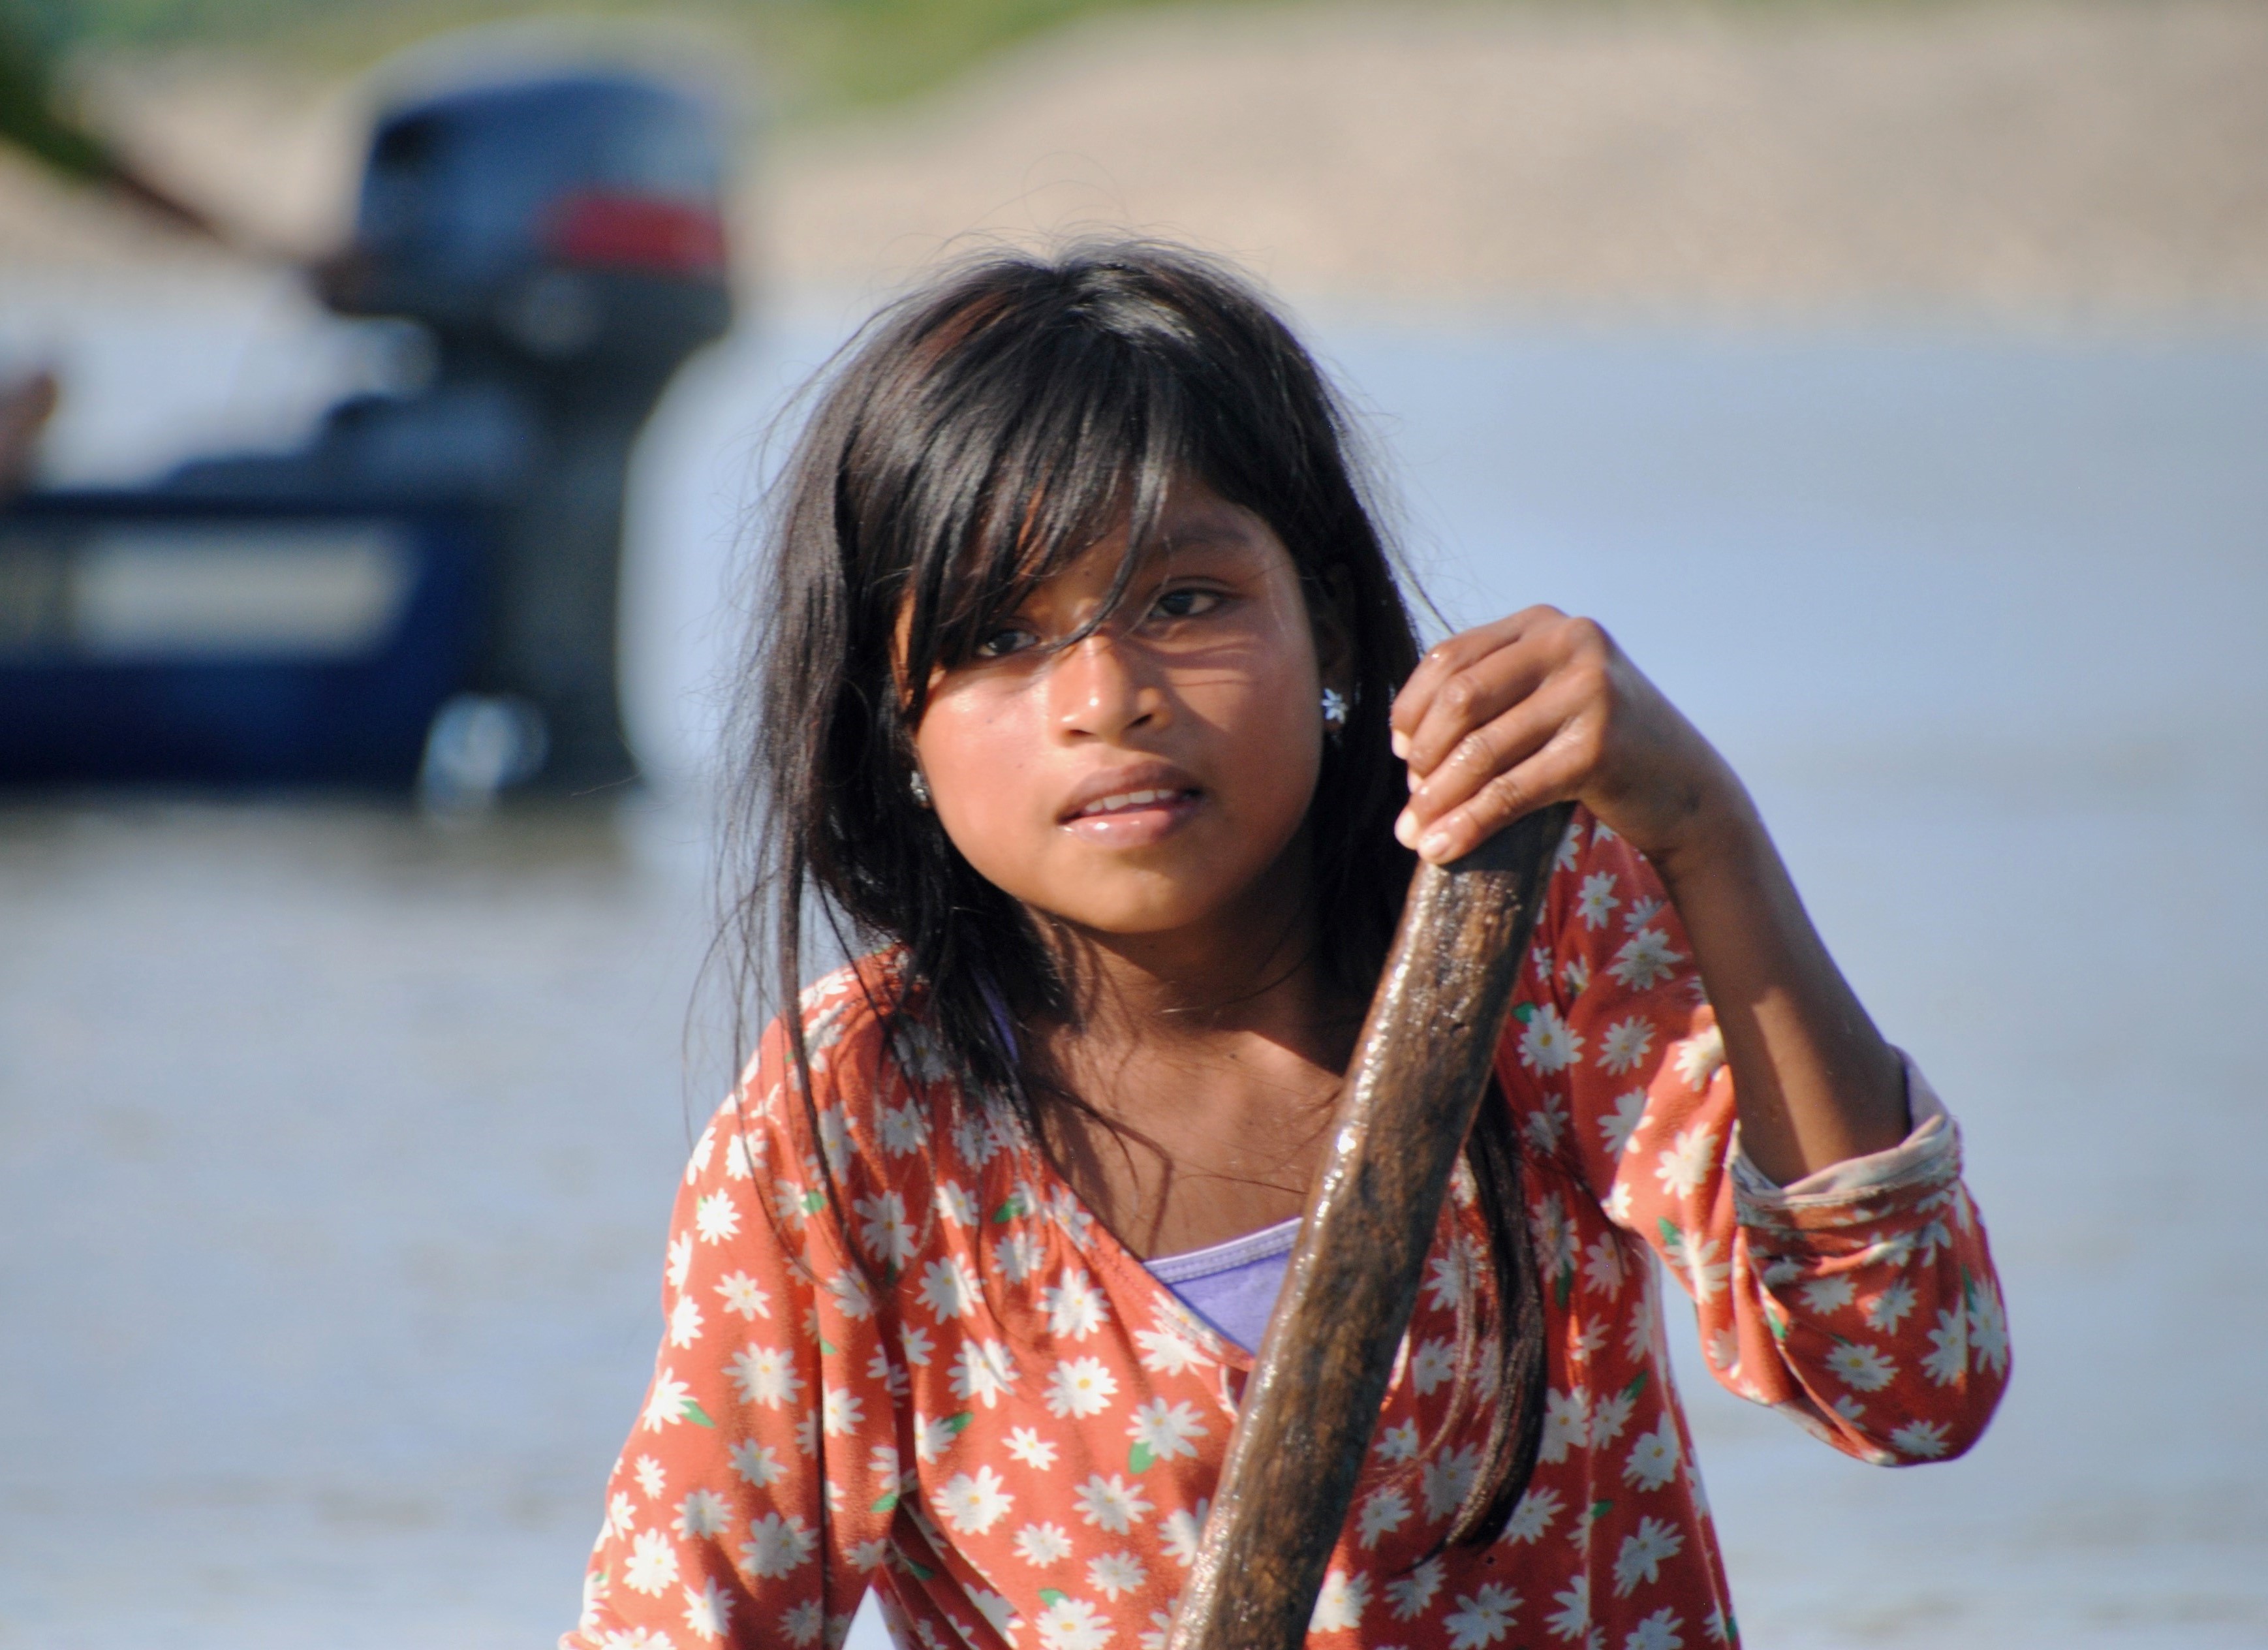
1163, 802, 1575, 1650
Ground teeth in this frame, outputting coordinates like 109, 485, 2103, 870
1078, 788, 1181, 818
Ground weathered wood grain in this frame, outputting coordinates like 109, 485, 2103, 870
1163, 801, 1574, 1650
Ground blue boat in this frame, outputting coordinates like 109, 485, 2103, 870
0, 57, 732, 791
0, 491, 493, 785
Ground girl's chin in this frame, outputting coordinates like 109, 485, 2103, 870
1021, 874, 1254, 941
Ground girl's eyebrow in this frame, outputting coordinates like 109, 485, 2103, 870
1153, 522, 1265, 556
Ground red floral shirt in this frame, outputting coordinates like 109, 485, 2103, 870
565, 813, 2007, 1650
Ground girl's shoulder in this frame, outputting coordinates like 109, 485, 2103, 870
1542, 807, 1673, 941
724, 948, 976, 1192
1497, 808, 1715, 1170
1514, 805, 1692, 1018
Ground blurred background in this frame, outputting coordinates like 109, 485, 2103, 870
2, 1, 2263, 1645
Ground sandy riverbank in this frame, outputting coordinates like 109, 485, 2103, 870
766, 0, 2268, 322
2, 1, 2264, 322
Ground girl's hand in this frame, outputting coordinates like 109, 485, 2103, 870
1394, 605, 1913, 1182
1389, 606, 1745, 870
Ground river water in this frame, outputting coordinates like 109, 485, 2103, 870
4, 287, 2265, 1647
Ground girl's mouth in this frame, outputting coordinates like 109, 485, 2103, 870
1059, 774, 1206, 846
1070, 786, 1202, 820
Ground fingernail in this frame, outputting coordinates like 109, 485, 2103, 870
1418, 830, 1453, 862
1390, 730, 1409, 760
1394, 809, 1417, 847
1406, 768, 1420, 792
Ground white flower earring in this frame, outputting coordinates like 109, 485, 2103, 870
909, 768, 933, 808
1320, 687, 1350, 739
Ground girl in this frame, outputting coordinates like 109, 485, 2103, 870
567, 243, 2006, 1650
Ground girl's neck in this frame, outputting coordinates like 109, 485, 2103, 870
1021, 837, 1373, 1257
1036, 835, 1356, 1067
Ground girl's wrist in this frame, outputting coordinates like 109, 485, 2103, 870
1641, 762, 1765, 899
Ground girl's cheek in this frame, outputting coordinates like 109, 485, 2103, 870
920, 691, 1046, 836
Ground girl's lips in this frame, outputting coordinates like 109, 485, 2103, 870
1059, 787, 1204, 846
1068, 786, 1200, 820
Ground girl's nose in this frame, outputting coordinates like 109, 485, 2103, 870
1049, 632, 1168, 741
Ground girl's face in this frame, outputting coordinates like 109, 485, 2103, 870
912, 479, 1346, 942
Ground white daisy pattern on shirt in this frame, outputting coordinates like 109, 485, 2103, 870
565, 813, 2006, 1650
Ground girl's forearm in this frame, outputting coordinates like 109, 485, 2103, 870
1651, 788, 1910, 1185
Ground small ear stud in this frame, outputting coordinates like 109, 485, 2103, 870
1320, 687, 1350, 736
909, 769, 933, 808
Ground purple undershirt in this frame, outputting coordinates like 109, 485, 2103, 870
978, 983, 1300, 1354
1141, 1215, 1301, 1354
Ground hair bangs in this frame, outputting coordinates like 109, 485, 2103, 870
895, 317, 1198, 712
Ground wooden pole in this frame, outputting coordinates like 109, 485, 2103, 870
1164, 801, 1574, 1650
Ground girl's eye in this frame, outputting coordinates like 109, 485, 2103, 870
973, 624, 1040, 660
1149, 587, 1224, 622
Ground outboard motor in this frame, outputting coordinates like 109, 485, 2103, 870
1, 62, 731, 792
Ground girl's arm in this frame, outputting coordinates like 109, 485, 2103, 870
1506, 812, 2007, 1463
1387, 602, 2013, 1459
1391, 606, 1905, 1184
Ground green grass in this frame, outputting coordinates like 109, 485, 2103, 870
14, 0, 2005, 120
20, 0, 1309, 116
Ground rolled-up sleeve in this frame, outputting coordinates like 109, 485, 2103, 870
1720, 1056, 2010, 1463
